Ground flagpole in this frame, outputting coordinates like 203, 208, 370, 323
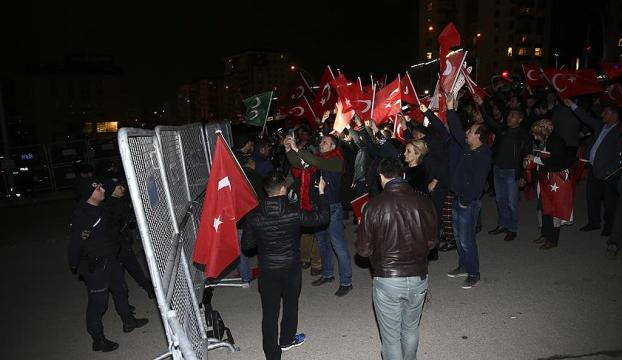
300, 72, 315, 96
449, 51, 467, 96
370, 83, 376, 122
261, 91, 273, 136
303, 95, 318, 124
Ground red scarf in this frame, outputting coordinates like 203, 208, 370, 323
291, 147, 344, 211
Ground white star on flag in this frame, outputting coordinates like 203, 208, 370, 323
549, 183, 559, 192
213, 215, 223, 232
218, 176, 231, 191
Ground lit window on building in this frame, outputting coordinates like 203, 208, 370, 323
507, 47, 513, 57
83, 122, 93, 134
518, 47, 530, 56
96, 122, 118, 133
426, 52, 433, 60
534, 48, 543, 57
618, 38, 622, 47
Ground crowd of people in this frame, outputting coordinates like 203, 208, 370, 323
64, 78, 621, 359
233, 80, 621, 359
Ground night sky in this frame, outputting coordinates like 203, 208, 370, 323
0, 1, 606, 109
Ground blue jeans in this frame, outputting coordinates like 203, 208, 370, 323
316, 204, 352, 286
493, 166, 519, 232
373, 276, 428, 360
237, 229, 252, 282
452, 199, 481, 277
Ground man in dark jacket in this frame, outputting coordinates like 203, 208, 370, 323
68, 180, 148, 353
475, 95, 532, 241
356, 157, 437, 360
242, 172, 329, 360
564, 99, 621, 237
445, 94, 492, 289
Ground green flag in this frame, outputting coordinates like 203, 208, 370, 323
243, 91, 273, 127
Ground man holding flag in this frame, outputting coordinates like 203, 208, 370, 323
242, 172, 330, 360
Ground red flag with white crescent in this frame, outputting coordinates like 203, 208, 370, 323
539, 170, 576, 221
372, 76, 402, 125
311, 66, 338, 116
288, 96, 318, 128
193, 134, 259, 279
401, 72, 420, 105
438, 22, 461, 91
542, 69, 602, 99
522, 64, 546, 88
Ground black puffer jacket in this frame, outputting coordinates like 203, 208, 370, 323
241, 195, 329, 271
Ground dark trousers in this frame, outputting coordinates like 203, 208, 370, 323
81, 257, 131, 337
259, 267, 302, 360
608, 192, 622, 248
120, 249, 151, 291
586, 172, 620, 232
542, 215, 560, 244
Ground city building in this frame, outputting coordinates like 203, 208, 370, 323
418, 0, 553, 86
18, 54, 127, 143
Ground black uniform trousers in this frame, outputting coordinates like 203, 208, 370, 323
586, 171, 620, 232
81, 257, 131, 337
259, 267, 302, 360
120, 249, 151, 292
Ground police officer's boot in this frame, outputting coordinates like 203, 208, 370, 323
122, 315, 149, 333
92, 335, 119, 352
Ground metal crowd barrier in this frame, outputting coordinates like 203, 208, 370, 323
118, 121, 238, 360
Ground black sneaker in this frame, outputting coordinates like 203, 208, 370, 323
439, 242, 457, 252
447, 266, 468, 278
488, 226, 507, 235
579, 224, 600, 232
461, 276, 480, 289
123, 316, 149, 333
312, 276, 334, 286
281, 333, 305, 351
92, 335, 119, 352
334, 285, 352, 297
606, 244, 619, 260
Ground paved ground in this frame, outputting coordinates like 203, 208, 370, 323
1, 183, 621, 360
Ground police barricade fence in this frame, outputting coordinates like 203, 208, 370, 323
118, 121, 237, 360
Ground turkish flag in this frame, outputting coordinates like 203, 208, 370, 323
289, 73, 314, 103
351, 193, 369, 224
401, 72, 420, 105
372, 76, 402, 125
353, 84, 374, 121
288, 96, 319, 128
599, 83, 622, 108
602, 63, 622, 80
440, 50, 467, 97
331, 73, 360, 113
522, 64, 546, 88
542, 69, 602, 99
438, 22, 461, 87
193, 134, 259, 279
393, 116, 406, 144
539, 170, 576, 221
428, 80, 448, 123
311, 66, 338, 116
463, 67, 489, 100
333, 99, 355, 133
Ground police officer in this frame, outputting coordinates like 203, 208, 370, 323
101, 175, 155, 299
68, 179, 148, 352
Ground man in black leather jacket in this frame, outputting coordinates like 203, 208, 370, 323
242, 172, 330, 360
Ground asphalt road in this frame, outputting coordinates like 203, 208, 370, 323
1, 183, 621, 360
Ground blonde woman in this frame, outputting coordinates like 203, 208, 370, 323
404, 139, 430, 193
525, 119, 576, 250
